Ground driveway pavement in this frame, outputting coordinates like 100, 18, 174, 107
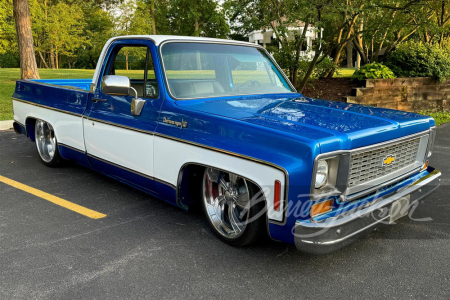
0, 125, 449, 299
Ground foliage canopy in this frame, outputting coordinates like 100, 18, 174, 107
386, 41, 450, 82
1, 0, 229, 69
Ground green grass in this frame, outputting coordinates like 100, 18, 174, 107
420, 110, 450, 126
0, 68, 278, 120
0, 68, 95, 120
334, 67, 355, 78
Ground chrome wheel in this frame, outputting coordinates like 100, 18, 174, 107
203, 167, 251, 239
35, 119, 57, 163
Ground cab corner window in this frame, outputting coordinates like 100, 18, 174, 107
105, 45, 159, 99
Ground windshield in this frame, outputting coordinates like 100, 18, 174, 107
160, 42, 295, 99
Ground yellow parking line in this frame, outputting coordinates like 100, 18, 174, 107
0, 175, 106, 219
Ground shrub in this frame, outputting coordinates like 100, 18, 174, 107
351, 62, 395, 80
385, 41, 450, 82
297, 56, 338, 79
419, 110, 450, 126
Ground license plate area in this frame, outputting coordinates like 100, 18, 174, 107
389, 195, 411, 224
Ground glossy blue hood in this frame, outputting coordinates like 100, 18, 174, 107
176, 94, 434, 153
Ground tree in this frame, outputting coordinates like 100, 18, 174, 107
225, 0, 365, 90
358, 1, 431, 62
0, 0, 15, 55
225, 0, 446, 91
225, 0, 313, 86
74, 3, 114, 69
148, 0, 157, 34
135, 0, 171, 35
0, 0, 18, 67
114, 0, 139, 70
13, 0, 39, 79
169, 0, 229, 38
45, 3, 87, 69
129, 0, 154, 35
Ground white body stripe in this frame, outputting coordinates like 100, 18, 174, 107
83, 120, 154, 177
13, 100, 85, 151
154, 136, 285, 221
13, 100, 285, 222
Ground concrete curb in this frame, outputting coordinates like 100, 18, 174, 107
0, 120, 14, 131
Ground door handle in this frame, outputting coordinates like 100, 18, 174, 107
92, 98, 107, 103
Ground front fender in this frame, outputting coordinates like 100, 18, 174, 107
155, 100, 318, 243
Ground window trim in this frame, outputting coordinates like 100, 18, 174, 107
158, 40, 297, 101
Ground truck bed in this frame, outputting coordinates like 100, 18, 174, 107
12, 79, 92, 152
12, 79, 92, 116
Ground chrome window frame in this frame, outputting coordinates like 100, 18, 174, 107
91, 36, 157, 93
310, 129, 432, 202
157, 40, 297, 101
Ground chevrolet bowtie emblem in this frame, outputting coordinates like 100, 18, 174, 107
382, 155, 395, 167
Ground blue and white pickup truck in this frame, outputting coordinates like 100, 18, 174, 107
12, 35, 441, 254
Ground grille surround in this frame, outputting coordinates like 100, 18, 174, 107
348, 137, 421, 188
310, 130, 430, 202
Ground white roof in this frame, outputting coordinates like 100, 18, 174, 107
108, 35, 256, 46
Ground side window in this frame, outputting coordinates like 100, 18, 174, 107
105, 45, 159, 99
111, 46, 147, 80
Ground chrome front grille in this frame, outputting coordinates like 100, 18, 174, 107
348, 137, 422, 188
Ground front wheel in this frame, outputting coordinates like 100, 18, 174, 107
202, 167, 266, 246
35, 119, 63, 167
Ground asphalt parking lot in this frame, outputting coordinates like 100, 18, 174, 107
1, 126, 450, 300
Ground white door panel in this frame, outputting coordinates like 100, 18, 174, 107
83, 119, 154, 177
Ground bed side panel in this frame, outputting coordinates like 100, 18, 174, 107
13, 80, 90, 116
12, 80, 89, 152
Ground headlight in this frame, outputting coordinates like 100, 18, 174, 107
315, 159, 328, 189
311, 154, 350, 200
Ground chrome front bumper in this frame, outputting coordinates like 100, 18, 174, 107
294, 168, 441, 255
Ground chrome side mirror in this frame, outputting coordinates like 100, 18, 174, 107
101, 75, 146, 116
101, 75, 130, 96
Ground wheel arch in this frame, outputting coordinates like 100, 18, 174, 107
176, 162, 270, 236
25, 116, 61, 144
25, 117, 37, 142
176, 162, 267, 209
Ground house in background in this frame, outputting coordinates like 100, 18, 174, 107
247, 19, 323, 60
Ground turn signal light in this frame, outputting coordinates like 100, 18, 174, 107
274, 180, 281, 211
422, 161, 429, 171
311, 199, 333, 217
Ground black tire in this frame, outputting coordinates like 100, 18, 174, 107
202, 168, 267, 247
34, 119, 63, 167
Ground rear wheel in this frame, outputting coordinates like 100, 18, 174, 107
202, 167, 266, 246
35, 119, 62, 167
